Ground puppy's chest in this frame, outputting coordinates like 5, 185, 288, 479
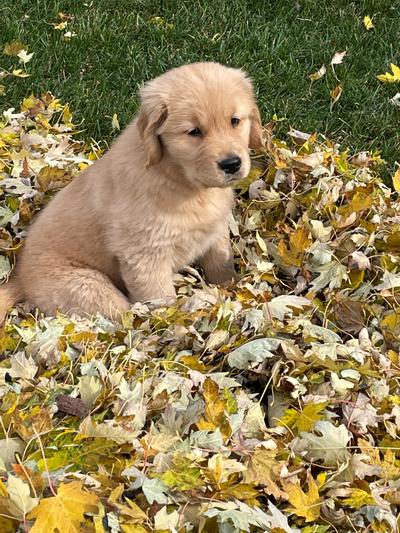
166, 198, 230, 265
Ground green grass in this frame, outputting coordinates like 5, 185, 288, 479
1, 0, 400, 171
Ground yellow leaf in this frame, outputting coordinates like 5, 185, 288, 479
21, 94, 42, 112
0, 480, 8, 497
93, 501, 106, 533
37, 166, 70, 192
53, 21, 68, 30
393, 168, 400, 192
278, 226, 312, 267
316, 471, 327, 488
358, 438, 400, 480
27, 481, 99, 532
12, 69, 30, 78
377, 63, 400, 83
283, 474, 321, 522
308, 64, 326, 81
17, 50, 34, 65
216, 482, 260, 503
348, 270, 365, 290
112, 498, 147, 522
334, 191, 375, 228
108, 484, 124, 503
343, 488, 375, 508
62, 104, 73, 124
111, 113, 120, 131
279, 402, 328, 433
380, 309, 400, 349
179, 355, 206, 371
197, 378, 231, 437
148, 16, 175, 30
283, 473, 321, 522
243, 448, 286, 499
330, 84, 343, 106
12, 408, 53, 441
363, 15, 374, 30
0, 517, 16, 533
3, 41, 25, 56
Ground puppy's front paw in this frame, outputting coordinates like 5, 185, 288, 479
144, 296, 177, 309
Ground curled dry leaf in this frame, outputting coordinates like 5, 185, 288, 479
308, 64, 326, 81
330, 84, 343, 106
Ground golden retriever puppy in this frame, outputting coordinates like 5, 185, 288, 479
0, 62, 263, 321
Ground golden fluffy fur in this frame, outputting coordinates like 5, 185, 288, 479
0, 62, 263, 321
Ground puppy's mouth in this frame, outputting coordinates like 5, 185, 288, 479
221, 168, 248, 185
224, 173, 242, 183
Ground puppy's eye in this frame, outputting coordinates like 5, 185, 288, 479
231, 117, 241, 127
188, 127, 202, 137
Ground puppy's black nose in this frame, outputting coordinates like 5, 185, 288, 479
218, 155, 242, 175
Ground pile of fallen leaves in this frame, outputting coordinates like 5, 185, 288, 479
1, 94, 400, 533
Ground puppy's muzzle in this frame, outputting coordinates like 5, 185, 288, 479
218, 155, 242, 175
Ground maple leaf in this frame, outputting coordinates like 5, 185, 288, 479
3, 41, 26, 56
161, 455, 202, 490
363, 15, 374, 30
342, 488, 375, 508
27, 481, 99, 532
154, 507, 179, 530
375, 271, 400, 290
265, 295, 312, 321
5, 475, 38, 519
283, 473, 322, 522
279, 402, 328, 433
277, 226, 312, 267
309, 261, 349, 292
227, 338, 280, 369
377, 63, 400, 83
291, 421, 351, 466
243, 448, 286, 499
342, 393, 378, 433
358, 439, 400, 480
197, 378, 231, 437
17, 50, 34, 65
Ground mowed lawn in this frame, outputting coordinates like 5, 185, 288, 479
1, 0, 399, 170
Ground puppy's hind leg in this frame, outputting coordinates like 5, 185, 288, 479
25, 268, 130, 321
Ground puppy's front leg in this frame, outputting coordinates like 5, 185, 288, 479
120, 260, 176, 304
199, 230, 238, 285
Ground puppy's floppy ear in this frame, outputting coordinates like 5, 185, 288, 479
238, 70, 265, 151
249, 105, 265, 151
137, 86, 168, 167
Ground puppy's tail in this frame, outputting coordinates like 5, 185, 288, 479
0, 279, 22, 324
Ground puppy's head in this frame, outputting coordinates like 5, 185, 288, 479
137, 62, 264, 188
